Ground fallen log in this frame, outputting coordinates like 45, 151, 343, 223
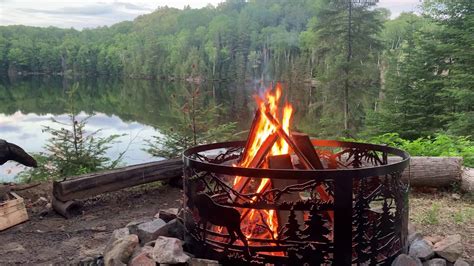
389, 156, 463, 188
53, 159, 183, 202
461, 167, 474, 193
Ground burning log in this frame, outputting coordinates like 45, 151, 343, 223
268, 154, 304, 228
291, 132, 324, 169
262, 109, 314, 170
239, 110, 262, 164
232, 132, 279, 195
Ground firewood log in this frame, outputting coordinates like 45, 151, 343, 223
388, 156, 463, 188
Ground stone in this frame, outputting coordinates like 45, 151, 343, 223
451, 193, 461, 200
126, 218, 153, 235
188, 258, 221, 266
424, 258, 447, 266
433, 234, 463, 262
391, 254, 423, 266
152, 236, 190, 264
164, 218, 185, 240
105, 228, 130, 248
424, 235, 444, 245
155, 208, 179, 222
129, 246, 154, 266
454, 258, 470, 266
409, 239, 435, 261
136, 218, 167, 244
103, 234, 139, 266
408, 223, 423, 246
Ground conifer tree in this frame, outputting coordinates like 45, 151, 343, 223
302, 205, 330, 243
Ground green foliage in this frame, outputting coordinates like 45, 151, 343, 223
16, 83, 125, 182
364, 133, 474, 167
368, 0, 474, 138
0, 0, 472, 148
422, 202, 441, 225
145, 86, 237, 158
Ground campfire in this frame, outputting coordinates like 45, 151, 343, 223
183, 83, 410, 265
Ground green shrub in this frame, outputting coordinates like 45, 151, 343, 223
345, 133, 473, 167
16, 84, 125, 183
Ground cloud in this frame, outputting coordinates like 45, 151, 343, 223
18, 2, 152, 17
115, 2, 152, 11
19, 6, 113, 16
0, 1, 156, 29
0, 124, 20, 133
378, 0, 420, 18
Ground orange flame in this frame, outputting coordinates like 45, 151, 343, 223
233, 83, 293, 243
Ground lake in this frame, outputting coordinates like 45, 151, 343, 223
0, 76, 257, 182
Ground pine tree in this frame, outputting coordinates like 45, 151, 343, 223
301, 205, 330, 243
283, 207, 302, 241
145, 86, 236, 158
353, 178, 370, 263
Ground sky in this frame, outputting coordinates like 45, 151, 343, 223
0, 0, 421, 30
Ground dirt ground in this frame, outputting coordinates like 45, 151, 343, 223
1, 183, 473, 264
0, 182, 182, 264
409, 189, 474, 261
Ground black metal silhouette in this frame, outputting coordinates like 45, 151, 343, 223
282, 207, 302, 241
302, 205, 330, 243
0, 139, 37, 167
183, 139, 410, 265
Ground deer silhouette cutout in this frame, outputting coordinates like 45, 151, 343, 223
186, 183, 249, 255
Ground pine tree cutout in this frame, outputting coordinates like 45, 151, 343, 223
283, 207, 302, 241
353, 178, 370, 263
302, 205, 330, 243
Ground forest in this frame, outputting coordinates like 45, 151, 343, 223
0, 0, 472, 140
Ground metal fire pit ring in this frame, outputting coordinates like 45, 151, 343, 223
183, 139, 410, 265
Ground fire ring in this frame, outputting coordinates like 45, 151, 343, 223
183, 140, 410, 265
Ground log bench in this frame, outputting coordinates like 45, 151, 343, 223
52, 159, 183, 217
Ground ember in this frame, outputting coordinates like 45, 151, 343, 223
183, 83, 410, 265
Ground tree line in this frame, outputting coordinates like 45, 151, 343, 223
0, 0, 472, 139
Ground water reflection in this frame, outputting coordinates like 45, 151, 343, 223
0, 76, 282, 182
0, 76, 242, 182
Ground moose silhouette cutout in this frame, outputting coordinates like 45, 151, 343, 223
186, 182, 249, 254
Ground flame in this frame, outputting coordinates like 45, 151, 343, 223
232, 83, 293, 244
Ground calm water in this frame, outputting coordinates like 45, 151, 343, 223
0, 76, 253, 182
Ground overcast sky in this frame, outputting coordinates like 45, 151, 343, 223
0, 0, 421, 30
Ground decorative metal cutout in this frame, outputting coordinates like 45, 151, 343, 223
183, 140, 410, 265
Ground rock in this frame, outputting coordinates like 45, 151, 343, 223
454, 258, 470, 266
408, 224, 423, 246
433, 234, 463, 262
391, 254, 423, 266
424, 258, 447, 266
409, 239, 435, 261
129, 246, 154, 266
451, 193, 461, 200
152, 236, 190, 264
461, 167, 474, 193
155, 208, 179, 222
164, 218, 185, 240
188, 258, 221, 266
424, 235, 444, 245
136, 218, 167, 244
126, 218, 153, 235
103, 234, 139, 266
105, 228, 130, 248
